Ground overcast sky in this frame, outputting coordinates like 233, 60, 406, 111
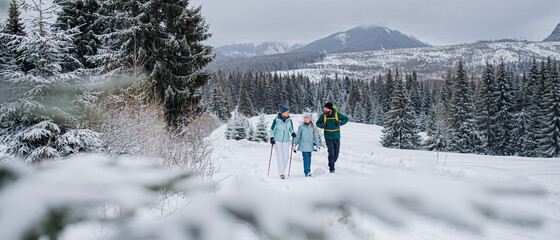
0, 0, 558, 47
190, 0, 560, 47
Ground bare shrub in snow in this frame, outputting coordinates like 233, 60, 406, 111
95, 82, 216, 178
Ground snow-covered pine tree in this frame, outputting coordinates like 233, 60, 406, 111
359, 87, 373, 124
232, 114, 250, 140
209, 85, 231, 122
353, 102, 366, 123
538, 59, 560, 157
0, 22, 5, 70
146, 1, 213, 127
381, 73, 421, 149
513, 74, 530, 155
4, 0, 25, 36
54, 0, 100, 70
247, 123, 255, 141
447, 60, 481, 153
424, 90, 447, 151
254, 115, 269, 142
0, 0, 100, 162
371, 75, 385, 125
238, 85, 254, 117
489, 62, 516, 155
93, 0, 145, 73
264, 75, 277, 114
345, 80, 360, 119
520, 59, 541, 157
381, 69, 394, 114
475, 63, 495, 153
97, 0, 213, 127
0, 0, 26, 71
303, 77, 315, 112
225, 118, 234, 140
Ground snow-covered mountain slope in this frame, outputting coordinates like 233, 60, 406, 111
292, 26, 430, 54
214, 42, 303, 60
277, 41, 560, 81
544, 23, 560, 42
210, 114, 560, 240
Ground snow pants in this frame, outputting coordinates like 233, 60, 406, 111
325, 139, 340, 171
274, 142, 291, 175
302, 152, 312, 175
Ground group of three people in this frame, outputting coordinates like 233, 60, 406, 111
270, 102, 349, 179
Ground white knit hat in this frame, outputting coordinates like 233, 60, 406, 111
303, 113, 313, 121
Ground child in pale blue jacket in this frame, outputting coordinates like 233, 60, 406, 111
293, 114, 321, 177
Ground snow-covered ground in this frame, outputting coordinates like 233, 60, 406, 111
1, 114, 559, 240
210, 114, 560, 240
276, 41, 560, 81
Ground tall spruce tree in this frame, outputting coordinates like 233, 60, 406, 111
345, 80, 361, 118
147, 1, 213, 126
97, 0, 213, 127
4, 0, 25, 36
447, 60, 480, 153
381, 74, 420, 149
232, 114, 250, 140
209, 85, 230, 122
237, 85, 254, 117
1, 0, 26, 71
475, 63, 495, 153
539, 60, 560, 157
54, 0, 100, 70
520, 59, 542, 156
490, 62, 516, 155
424, 89, 447, 151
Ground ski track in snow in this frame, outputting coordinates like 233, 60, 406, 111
210, 114, 560, 240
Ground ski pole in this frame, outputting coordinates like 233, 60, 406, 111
288, 140, 294, 176
267, 144, 273, 175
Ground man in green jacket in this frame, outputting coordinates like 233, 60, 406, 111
316, 102, 349, 173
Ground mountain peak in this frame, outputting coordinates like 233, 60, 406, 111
544, 23, 560, 42
292, 26, 430, 54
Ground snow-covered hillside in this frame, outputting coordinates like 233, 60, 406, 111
210, 114, 560, 240
214, 42, 303, 60
277, 41, 560, 81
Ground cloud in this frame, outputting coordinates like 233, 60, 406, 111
191, 0, 560, 47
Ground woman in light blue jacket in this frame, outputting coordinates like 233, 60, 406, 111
270, 106, 296, 179
293, 114, 321, 177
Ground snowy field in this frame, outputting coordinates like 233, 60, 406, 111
1, 114, 559, 240
210, 114, 560, 240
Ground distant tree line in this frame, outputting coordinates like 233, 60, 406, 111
206, 57, 560, 158
207, 52, 326, 73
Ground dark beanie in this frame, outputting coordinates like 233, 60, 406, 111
280, 106, 289, 113
324, 102, 334, 110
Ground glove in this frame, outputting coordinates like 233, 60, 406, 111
270, 137, 275, 145
335, 120, 340, 126
314, 147, 318, 152
291, 132, 297, 138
